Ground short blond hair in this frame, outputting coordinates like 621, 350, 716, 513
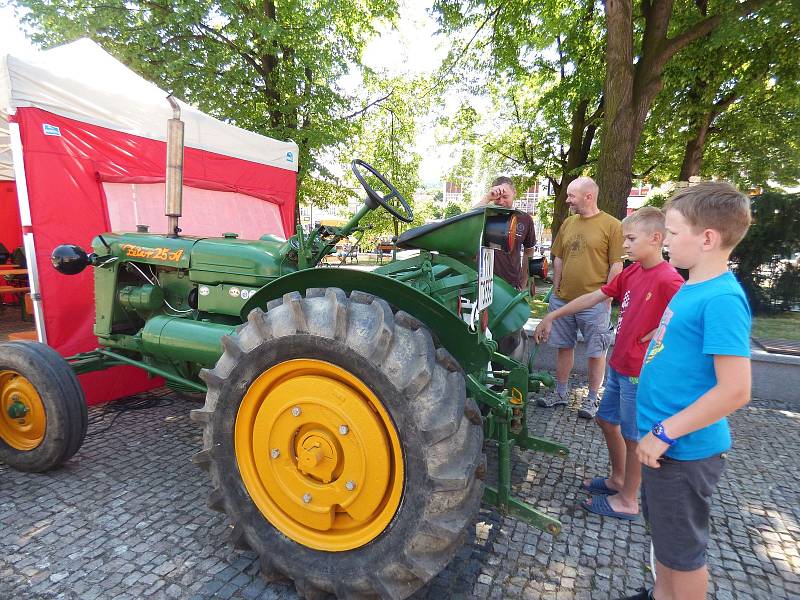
665, 182, 751, 248
622, 206, 666, 235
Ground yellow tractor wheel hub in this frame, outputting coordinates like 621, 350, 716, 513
235, 359, 404, 551
0, 370, 46, 451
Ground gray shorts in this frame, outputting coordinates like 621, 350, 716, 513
641, 453, 727, 571
547, 294, 613, 358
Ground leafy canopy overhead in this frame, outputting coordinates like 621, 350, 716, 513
14, 0, 400, 199
635, 1, 800, 187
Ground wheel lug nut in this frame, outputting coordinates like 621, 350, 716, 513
339, 425, 348, 435
270, 449, 280, 459
345, 480, 356, 491
291, 406, 301, 417
302, 493, 312, 504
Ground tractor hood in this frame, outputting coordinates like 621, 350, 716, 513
92, 232, 293, 286
396, 206, 523, 259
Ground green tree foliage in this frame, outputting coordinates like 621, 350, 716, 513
337, 74, 426, 241
730, 192, 800, 314
596, 0, 781, 219
13, 0, 399, 200
635, 2, 800, 188
433, 0, 606, 236
443, 202, 464, 218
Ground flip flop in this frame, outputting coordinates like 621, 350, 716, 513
579, 476, 618, 496
581, 494, 639, 521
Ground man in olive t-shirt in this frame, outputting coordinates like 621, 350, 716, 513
538, 176, 624, 416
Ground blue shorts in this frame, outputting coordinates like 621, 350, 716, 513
596, 366, 639, 441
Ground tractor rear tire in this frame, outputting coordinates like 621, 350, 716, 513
0, 341, 88, 472
191, 288, 484, 599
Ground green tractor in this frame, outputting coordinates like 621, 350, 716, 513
0, 109, 566, 599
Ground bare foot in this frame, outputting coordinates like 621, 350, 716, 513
582, 477, 622, 493
604, 494, 639, 516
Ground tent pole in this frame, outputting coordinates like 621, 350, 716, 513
9, 120, 47, 343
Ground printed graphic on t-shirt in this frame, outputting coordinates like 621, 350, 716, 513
566, 234, 587, 258
645, 306, 673, 364
617, 289, 632, 335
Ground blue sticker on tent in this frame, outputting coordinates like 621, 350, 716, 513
286, 151, 294, 163
43, 124, 61, 136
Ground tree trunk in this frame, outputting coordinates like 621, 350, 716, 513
596, 0, 636, 220
597, 0, 760, 218
550, 180, 570, 238
678, 90, 738, 181
550, 98, 601, 238
678, 123, 709, 181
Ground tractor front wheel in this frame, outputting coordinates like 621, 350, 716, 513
192, 288, 484, 599
0, 341, 87, 472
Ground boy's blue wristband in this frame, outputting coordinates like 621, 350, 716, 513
651, 421, 676, 445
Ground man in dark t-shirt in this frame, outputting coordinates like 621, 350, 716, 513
474, 176, 537, 291
474, 176, 537, 358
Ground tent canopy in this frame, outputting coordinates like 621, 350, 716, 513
0, 38, 298, 180
0, 39, 300, 404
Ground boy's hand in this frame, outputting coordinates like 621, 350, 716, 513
534, 317, 552, 344
637, 433, 669, 468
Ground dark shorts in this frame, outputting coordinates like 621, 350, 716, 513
641, 453, 726, 571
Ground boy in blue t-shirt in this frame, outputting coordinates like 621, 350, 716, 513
617, 182, 752, 600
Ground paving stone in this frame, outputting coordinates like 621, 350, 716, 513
0, 384, 796, 599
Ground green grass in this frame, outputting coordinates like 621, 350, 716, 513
528, 294, 550, 319
527, 283, 620, 322
529, 288, 800, 341
752, 312, 800, 341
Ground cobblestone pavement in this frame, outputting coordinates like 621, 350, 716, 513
1, 377, 797, 600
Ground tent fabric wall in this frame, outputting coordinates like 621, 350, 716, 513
15, 107, 297, 405
0, 180, 22, 255
1, 39, 300, 176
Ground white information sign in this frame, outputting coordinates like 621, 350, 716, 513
478, 247, 494, 311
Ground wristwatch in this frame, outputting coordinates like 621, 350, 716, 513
651, 421, 676, 445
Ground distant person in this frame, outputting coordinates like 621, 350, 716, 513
535, 207, 683, 520
473, 177, 537, 356
616, 182, 753, 600
474, 176, 536, 292
538, 177, 624, 417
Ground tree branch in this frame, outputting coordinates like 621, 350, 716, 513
193, 23, 268, 81
661, 0, 770, 63
632, 163, 658, 178
421, 1, 508, 99
483, 142, 526, 166
342, 91, 393, 120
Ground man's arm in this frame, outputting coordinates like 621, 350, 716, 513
551, 256, 563, 292
473, 193, 492, 208
637, 355, 751, 468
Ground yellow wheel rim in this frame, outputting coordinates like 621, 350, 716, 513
0, 370, 46, 451
235, 359, 404, 552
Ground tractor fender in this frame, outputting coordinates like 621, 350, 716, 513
240, 268, 491, 374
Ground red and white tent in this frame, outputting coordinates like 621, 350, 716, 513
1, 39, 299, 404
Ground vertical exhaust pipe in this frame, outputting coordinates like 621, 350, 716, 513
165, 95, 184, 237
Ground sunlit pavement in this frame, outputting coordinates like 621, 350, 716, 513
1, 377, 797, 599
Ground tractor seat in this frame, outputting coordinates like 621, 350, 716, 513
396, 208, 483, 250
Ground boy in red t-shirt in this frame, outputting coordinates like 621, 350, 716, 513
534, 206, 683, 520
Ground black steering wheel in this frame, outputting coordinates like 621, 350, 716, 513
351, 159, 414, 223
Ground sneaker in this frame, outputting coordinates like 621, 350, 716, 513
577, 396, 598, 419
536, 391, 569, 408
